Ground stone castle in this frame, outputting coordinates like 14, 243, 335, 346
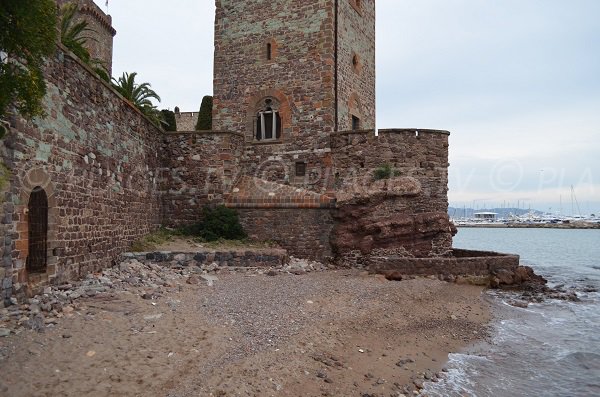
1, 0, 518, 303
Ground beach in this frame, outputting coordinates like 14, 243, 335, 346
0, 269, 490, 397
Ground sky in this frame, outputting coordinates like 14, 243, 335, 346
94, 0, 600, 215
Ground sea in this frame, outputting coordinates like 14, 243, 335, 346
422, 228, 600, 397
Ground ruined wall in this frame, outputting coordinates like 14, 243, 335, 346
0, 45, 162, 301
337, 0, 376, 130
330, 129, 453, 262
160, 131, 243, 227
237, 209, 334, 260
56, 0, 116, 74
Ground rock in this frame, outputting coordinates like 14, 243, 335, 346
24, 314, 45, 332
384, 271, 403, 281
396, 358, 415, 367
0, 328, 10, 337
266, 270, 278, 276
186, 275, 200, 285
494, 269, 514, 285
143, 313, 163, 321
200, 275, 218, 287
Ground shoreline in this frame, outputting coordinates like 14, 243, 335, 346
456, 223, 600, 229
0, 266, 491, 396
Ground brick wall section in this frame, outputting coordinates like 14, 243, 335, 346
159, 131, 244, 226
337, 0, 376, 130
0, 45, 162, 301
237, 209, 334, 260
174, 112, 198, 132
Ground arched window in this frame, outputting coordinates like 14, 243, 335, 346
26, 186, 48, 273
255, 99, 282, 141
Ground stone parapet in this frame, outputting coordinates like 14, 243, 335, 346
367, 249, 520, 276
122, 248, 288, 268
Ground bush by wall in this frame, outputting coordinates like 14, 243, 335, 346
181, 205, 246, 241
160, 109, 177, 131
195, 95, 213, 130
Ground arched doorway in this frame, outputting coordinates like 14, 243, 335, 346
26, 186, 48, 273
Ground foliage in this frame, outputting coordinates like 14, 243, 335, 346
0, 0, 58, 120
111, 72, 164, 126
181, 206, 246, 242
373, 164, 401, 180
160, 109, 177, 131
195, 95, 213, 130
60, 2, 93, 64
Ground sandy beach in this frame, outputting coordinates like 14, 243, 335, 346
0, 269, 490, 397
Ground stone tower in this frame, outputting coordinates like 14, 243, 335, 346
212, 0, 375, 143
56, 0, 117, 74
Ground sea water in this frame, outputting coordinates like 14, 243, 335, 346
422, 228, 600, 397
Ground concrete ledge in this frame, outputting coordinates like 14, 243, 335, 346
121, 248, 288, 268
368, 248, 519, 276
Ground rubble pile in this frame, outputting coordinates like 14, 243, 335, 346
0, 256, 327, 337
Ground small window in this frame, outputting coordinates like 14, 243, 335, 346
352, 115, 360, 130
295, 162, 306, 177
256, 107, 282, 141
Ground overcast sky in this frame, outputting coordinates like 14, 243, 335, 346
94, 0, 600, 215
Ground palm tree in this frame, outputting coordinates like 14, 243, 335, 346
59, 2, 93, 64
59, 2, 109, 80
111, 72, 163, 126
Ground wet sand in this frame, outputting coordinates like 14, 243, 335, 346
0, 270, 490, 397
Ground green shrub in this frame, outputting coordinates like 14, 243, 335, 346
195, 95, 213, 130
160, 109, 177, 131
373, 164, 401, 180
181, 205, 246, 241
373, 164, 392, 180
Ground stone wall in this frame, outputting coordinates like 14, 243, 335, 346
368, 249, 520, 277
123, 248, 288, 269
330, 129, 454, 262
337, 0, 376, 130
174, 112, 198, 132
237, 209, 334, 260
160, 131, 244, 227
0, 45, 162, 301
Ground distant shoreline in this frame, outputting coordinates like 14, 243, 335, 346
455, 223, 600, 229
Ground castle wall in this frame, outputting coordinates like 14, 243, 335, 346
174, 112, 198, 132
0, 46, 161, 301
337, 0, 376, 130
160, 131, 244, 227
330, 129, 454, 263
237, 209, 334, 260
